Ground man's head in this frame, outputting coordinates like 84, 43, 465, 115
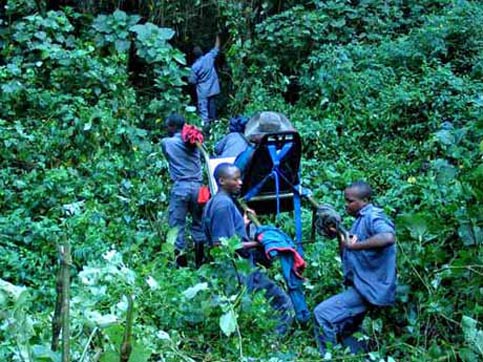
165, 113, 185, 136
344, 181, 372, 216
193, 46, 203, 59
214, 163, 242, 195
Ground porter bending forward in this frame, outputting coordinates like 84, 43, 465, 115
314, 181, 397, 355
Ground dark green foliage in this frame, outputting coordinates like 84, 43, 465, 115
1, 1, 483, 361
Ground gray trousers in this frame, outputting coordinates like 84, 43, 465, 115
168, 181, 205, 251
314, 287, 368, 355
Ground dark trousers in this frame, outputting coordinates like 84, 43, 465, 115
198, 96, 217, 125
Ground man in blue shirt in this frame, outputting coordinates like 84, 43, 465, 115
314, 181, 396, 356
161, 114, 205, 267
203, 163, 294, 335
189, 35, 221, 129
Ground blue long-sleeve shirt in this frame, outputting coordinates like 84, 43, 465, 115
203, 191, 248, 245
161, 133, 202, 183
189, 47, 220, 99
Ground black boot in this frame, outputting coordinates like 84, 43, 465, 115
202, 123, 211, 137
174, 249, 188, 268
195, 242, 205, 268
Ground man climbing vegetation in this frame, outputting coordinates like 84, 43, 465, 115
189, 34, 221, 133
161, 114, 206, 268
203, 163, 294, 335
314, 181, 397, 356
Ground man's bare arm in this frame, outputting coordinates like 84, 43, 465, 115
346, 233, 395, 250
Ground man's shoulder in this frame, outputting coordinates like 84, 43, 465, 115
162, 133, 178, 142
162, 134, 184, 147
360, 204, 395, 232
227, 132, 244, 140
191, 58, 202, 70
210, 193, 235, 211
197, 48, 218, 64
211, 192, 234, 207
360, 204, 387, 217
205, 193, 235, 222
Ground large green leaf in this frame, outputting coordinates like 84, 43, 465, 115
219, 309, 237, 337
458, 223, 482, 246
432, 158, 457, 184
182, 282, 209, 299
434, 129, 455, 146
157, 27, 175, 40
397, 213, 431, 241
31, 345, 60, 362
129, 344, 152, 362
462, 315, 483, 357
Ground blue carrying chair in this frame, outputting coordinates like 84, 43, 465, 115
237, 130, 306, 254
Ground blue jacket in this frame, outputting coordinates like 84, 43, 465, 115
256, 225, 311, 323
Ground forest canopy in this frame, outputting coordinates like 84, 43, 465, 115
1, 0, 482, 361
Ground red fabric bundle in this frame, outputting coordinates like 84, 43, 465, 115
197, 186, 211, 204
181, 124, 204, 145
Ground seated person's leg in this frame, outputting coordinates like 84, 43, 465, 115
245, 268, 294, 335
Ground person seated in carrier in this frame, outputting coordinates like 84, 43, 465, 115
234, 111, 285, 176
214, 115, 250, 158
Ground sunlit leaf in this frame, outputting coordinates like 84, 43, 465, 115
146, 276, 160, 290
182, 282, 209, 299
166, 227, 179, 245
219, 309, 237, 336
462, 315, 483, 356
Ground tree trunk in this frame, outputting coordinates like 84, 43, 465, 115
61, 240, 71, 362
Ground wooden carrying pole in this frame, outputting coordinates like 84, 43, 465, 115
197, 142, 217, 196
237, 198, 261, 226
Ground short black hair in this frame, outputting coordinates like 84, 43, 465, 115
214, 163, 237, 186
347, 180, 372, 200
193, 46, 203, 59
165, 113, 185, 130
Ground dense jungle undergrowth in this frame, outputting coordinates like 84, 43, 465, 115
1, 0, 482, 361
